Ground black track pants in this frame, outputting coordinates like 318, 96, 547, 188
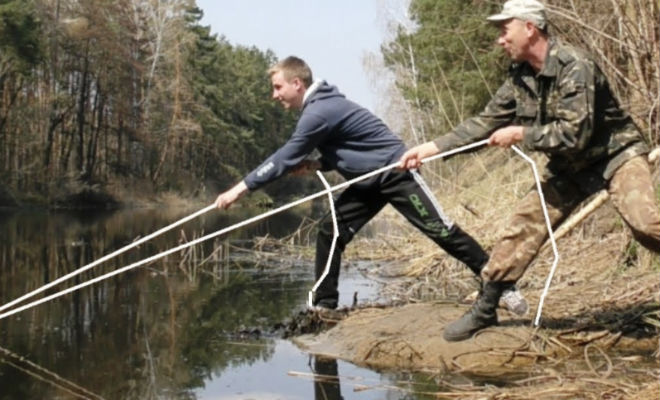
312, 169, 488, 307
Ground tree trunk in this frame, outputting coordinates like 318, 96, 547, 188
76, 45, 91, 178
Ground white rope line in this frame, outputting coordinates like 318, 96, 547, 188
421, 139, 489, 163
0, 140, 488, 320
0, 152, 412, 320
0, 204, 216, 314
308, 171, 339, 308
0, 164, 400, 319
305, 142, 558, 322
511, 146, 560, 327
1, 139, 560, 323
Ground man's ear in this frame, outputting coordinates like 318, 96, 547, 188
525, 21, 538, 38
293, 77, 306, 92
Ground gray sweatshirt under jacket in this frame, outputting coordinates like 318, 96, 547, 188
244, 82, 406, 191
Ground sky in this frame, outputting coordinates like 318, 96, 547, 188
195, 0, 406, 114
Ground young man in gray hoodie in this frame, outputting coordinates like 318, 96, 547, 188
215, 56, 527, 313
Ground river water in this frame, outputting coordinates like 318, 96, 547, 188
0, 207, 438, 400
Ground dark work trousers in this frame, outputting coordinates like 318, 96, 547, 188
313, 168, 489, 308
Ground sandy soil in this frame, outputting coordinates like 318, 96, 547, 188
294, 303, 555, 373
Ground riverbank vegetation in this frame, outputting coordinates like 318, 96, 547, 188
0, 0, 299, 208
0, 0, 656, 210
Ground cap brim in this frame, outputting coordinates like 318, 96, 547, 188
486, 13, 514, 22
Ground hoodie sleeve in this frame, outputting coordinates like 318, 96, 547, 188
244, 112, 329, 191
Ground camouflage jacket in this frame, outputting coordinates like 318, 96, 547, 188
434, 38, 649, 182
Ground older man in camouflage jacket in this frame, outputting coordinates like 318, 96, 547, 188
399, 0, 659, 341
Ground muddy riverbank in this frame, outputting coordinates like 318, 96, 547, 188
282, 200, 660, 399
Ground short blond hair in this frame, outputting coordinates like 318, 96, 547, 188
268, 56, 313, 87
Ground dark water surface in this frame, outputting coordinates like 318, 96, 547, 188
0, 207, 439, 400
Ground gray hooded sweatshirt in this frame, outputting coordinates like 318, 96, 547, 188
244, 82, 406, 190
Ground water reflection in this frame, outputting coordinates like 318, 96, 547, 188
313, 356, 343, 400
0, 207, 316, 399
0, 207, 430, 399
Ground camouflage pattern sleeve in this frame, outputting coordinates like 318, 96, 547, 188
521, 58, 594, 155
433, 79, 517, 152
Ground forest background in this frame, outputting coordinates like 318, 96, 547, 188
0, 0, 657, 209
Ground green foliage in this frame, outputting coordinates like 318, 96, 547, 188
0, 1, 298, 206
382, 0, 506, 141
0, 0, 42, 69
186, 8, 296, 188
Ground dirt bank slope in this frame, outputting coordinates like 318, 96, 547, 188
295, 303, 551, 373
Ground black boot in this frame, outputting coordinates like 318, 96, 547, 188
443, 281, 506, 342
469, 261, 529, 317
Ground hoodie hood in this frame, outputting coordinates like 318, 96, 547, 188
303, 81, 344, 108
